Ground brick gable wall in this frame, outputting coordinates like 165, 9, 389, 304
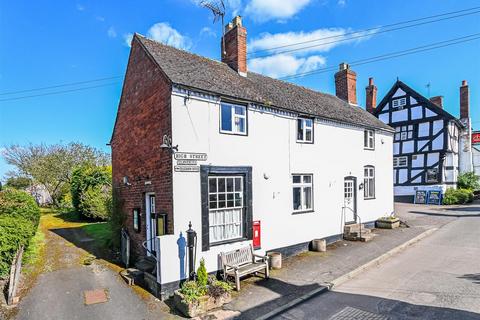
111, 36, 173, 258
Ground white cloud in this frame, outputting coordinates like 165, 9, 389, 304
249, 54, 326, 78
96, 16, 105, 22
107, 26, 117, 38
123, 33, 133, 47
76, 4, 85, 11
146, 22, 192, 50
200, 26, 216, 38
338, 0, 346, 7
248, 27, 375, 78
245, 0, 311, 22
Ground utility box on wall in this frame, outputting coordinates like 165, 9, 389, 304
253, 220, 261, 249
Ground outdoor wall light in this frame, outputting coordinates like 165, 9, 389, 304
359, 183, 364, 190
160, 134, 178, 154
123, 176, 131, 186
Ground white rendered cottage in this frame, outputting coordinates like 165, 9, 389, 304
110, 16, 394, 296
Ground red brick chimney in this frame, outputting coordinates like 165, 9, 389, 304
222, 16, 247, 76
365, 77, 377, 113
430, 96, 443, 108
460, 80, 470, 119
335, 63, 357, 105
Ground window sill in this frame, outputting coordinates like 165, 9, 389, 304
292, 209, 314, 215
296, 140, 314, 144
209, 237, 249, 247
364, 197, 376, 200
219, 131, 248, 136
364, 147, 375, 151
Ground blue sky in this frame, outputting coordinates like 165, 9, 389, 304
1, 0, 479, 180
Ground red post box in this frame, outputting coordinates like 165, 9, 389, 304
252, 220, 261, 249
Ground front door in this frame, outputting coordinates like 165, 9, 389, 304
146, 193, 156, 256
344, 177, 357, 224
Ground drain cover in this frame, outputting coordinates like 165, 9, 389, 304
84, 289, 109, 305
329, 306, 388, 320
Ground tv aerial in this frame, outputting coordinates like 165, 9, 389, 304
200, 0, 226, 55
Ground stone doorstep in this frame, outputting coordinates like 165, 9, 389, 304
84, 289, 109, 305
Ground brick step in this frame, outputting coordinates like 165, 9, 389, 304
344, 234, 375, 242
345, 229, 372, 237
343, 223, 366, 233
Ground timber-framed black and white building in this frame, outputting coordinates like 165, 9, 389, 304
369, 80, 472, 202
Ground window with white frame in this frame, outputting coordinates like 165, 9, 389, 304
220, 102, 247, 135
297, 118, 313, 143
364, 129, 375, 149
364, 166, 375, 199
392, 97, 407, 109
208, 176, 244, 244
292, 174, 313, 212
393, 156, 408, 167
394, 125, 414, 141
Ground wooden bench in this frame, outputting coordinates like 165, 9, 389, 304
220, 244, 269, 291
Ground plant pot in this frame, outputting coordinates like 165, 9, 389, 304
376, 218, 400, 229
268, 252, 282, 269
311, 239, 326, 252
173, 290, 232, 318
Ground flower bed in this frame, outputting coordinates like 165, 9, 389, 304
173, 258, 233, 318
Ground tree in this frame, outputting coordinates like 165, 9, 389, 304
5, 176, 32, 190
2, 142, 110, 206
457, 172, 480, 191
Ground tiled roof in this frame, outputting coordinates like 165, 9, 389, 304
136, 34, 393, 132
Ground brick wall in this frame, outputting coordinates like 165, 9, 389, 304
111, 35, 173, 258
221, 17, 247, 74
460, 80, 470, 119
334, 64, 357, 105
365, 77, 377, 114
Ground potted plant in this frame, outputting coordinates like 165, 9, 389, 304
173, 258, 233, 318
376, 215, 400, 229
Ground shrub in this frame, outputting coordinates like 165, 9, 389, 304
0, 188, 40, 227
197, 258, 208, 288
457, 172, 480, 191
208, 279, 233, 299
0, 216, 37, 278
180, 280, 207, 303
443, 188, 474, 205
71, 165, 112, 220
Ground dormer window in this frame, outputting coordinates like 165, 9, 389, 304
297, 118, 313, 143
220, 102, 247, 135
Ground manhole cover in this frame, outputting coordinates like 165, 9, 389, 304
329, 306, 388, 320
84, 289, 109, 305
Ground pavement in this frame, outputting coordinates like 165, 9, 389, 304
270, 203, 480, 320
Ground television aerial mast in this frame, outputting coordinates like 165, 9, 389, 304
200, 0, 226, 56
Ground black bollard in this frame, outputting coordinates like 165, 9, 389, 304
186, 221, 197, 280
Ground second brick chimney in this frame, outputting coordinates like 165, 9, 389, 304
365, 77, 377, 113
222, 16, 247, 76
430, 96, 444, 108
460, 80, 470, 119
335, 63, 357, 105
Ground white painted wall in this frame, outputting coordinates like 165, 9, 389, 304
156, 90, 394, 285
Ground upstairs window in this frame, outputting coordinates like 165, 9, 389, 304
292, 174, 313, 212
394, 125, 414, 141
393, 156, 408, 167
364, 166, 375, 199
364, 129, 375, 149
220, 102, 247, 135
392, 97, 407, 109
297, 118, 313, 143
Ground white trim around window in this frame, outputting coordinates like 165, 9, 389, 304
364, 166, 375, 199
364, 129, 375, 150
220, 102, 247, 135
292, 174, 313, 213
297, 118, 314, 143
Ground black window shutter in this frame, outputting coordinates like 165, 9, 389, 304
245, 168, 253, 240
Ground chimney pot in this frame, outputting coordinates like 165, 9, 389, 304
366, 77, 377, 113
222, 16, 247, 76
462, 80, 468, 86
430, 96, 444, 108
334, 62, 357, 105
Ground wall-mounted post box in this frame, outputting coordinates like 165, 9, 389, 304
253, 220, 261, 250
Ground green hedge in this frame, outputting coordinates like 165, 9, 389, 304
0, 188, 40, 278
71, 166, 112, 220
443, 188, 474, 205
0, 188, 40, 227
